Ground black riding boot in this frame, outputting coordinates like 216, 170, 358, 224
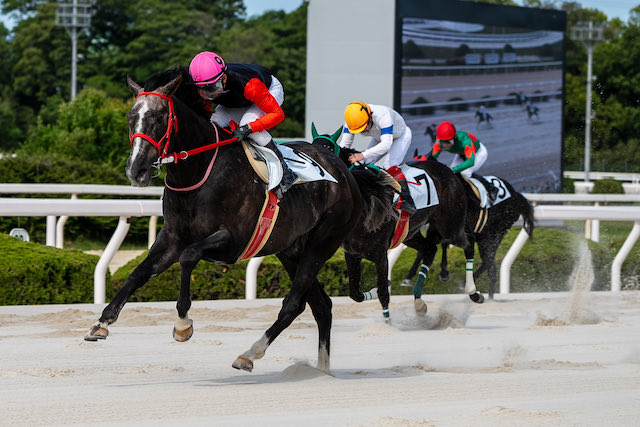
472, 173, 498, 204
398, 178, 417, 214
266, 139, 298, 197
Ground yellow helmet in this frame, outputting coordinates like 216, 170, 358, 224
344, 102, 372, 133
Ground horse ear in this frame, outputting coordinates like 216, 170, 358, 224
157, 74, 183, 96
330, 126, 343, 143
311, 122, 319, 139
126, 75, 143, 96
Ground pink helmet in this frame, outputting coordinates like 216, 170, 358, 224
189, 51, 227, 86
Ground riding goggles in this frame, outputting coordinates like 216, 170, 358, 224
197, 79, 225, 100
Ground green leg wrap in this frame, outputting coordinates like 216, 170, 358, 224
413, 264, 430, 299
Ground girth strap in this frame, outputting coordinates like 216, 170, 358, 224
389, 210, 410, 249
237, 190, 280, 261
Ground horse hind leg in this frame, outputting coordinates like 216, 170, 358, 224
439, 243, 451, 282
232, 288, 308, 372
345, 252, 365, 303
306, 279, 333, 372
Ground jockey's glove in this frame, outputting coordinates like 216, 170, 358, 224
232, 124, 252, 142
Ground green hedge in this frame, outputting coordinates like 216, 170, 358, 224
2, 225, 633, 306
111, 227, 624, 302
0, 233, 113, 305
592, 178, 624, 194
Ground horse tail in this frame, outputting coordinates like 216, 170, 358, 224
519, 195, 535, 239
350, 169, 398, 232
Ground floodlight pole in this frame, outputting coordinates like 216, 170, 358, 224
572, 21, 604, 184
55, 0, 94, 101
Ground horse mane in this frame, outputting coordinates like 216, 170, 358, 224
143, 67, 211, 120
350, 168, 398, 232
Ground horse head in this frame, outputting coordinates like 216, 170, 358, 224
125, 73, 183, 186
311, 122, 342, 155
310, 122, 361, 167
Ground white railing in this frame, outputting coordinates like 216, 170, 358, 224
563, 171, 640, 182
0, 198, 162, 304
0, 183, 164, 249
500, 205, 640, 294
2, 192, 640, 303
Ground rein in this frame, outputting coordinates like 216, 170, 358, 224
130, 90, 239, 191
129, 91, 238, 164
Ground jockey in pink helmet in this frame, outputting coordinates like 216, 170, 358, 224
189, 51, 297, 197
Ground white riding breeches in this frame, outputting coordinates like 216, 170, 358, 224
210, 76, 284, 146
365, 126, 412, 169
451, 144, 488, 178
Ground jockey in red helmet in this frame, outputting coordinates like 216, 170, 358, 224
432, 121, 498, 203
189, 51, 297, 197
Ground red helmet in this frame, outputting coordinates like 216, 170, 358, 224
436, 121, 456, 141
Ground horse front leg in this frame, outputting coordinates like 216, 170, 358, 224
405, 232, 440, 316
463, 233, 484, 304
173, 229, 232, 342
85, 231, 181, 341
402, 249, 423, 287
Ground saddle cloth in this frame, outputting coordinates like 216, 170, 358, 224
392, 164, 440, 209
244, 142, 338, 191
465, 175, 511, 208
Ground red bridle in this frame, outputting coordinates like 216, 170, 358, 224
128, 91, 238, 164
129, 91, 178, 161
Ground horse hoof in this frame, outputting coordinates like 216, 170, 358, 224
439, 272, 450, 283
470, 292, 485, 304
84, 325, 108, 341
401, 279, 412, 287
232, 355, 254, 372
173, 324, 193, 342
414, 298, 427, 316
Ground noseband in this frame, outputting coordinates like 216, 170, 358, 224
129, 91, 178, 162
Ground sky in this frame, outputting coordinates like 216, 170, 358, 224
1, 1, 636, 31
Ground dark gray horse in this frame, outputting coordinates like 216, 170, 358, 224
84, 68, 363, 373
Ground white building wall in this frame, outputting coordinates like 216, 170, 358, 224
305, 0, 396, 142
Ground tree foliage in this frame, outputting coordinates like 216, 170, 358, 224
0, 0, 639, 174
0, 0, 307, 154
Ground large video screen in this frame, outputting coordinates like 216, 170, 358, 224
396, 0, 566, 193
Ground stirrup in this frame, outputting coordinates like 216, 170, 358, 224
276, 166, 298, 198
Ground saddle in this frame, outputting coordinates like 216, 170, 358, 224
235, 141, 279, 261
241, 141, 270, 183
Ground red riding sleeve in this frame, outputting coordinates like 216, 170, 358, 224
243, 78, 285, 133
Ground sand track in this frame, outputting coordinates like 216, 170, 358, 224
1, 292, 639, 426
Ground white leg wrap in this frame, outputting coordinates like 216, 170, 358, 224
363, 288, 378, 300
465, 259, 477, 294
